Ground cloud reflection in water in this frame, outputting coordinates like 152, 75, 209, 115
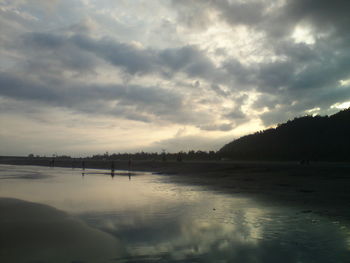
0, 165, 349, 263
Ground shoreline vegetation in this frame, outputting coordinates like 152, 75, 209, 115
220, 108, 350, 161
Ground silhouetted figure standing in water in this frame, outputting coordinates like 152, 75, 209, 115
50, 158, 55, 167
162, 152, 167, 162
110, 161, 115, 178
82, 161, 85, 170
300, 159, 310, 165
111, 161, 115, 172
177, 152, 182, 162
128, 159, 132, 180
128, 159, 132, 171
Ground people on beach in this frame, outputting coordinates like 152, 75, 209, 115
177, 153, 182, 162
128, 159, 132, 171
299, 159, 310, 165
111, 161, 115, 172
50, 158, 55, 167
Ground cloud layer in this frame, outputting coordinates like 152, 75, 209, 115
1, 0, 350, 155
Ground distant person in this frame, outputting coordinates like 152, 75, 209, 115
50, 158, 55, 167
111, 161, 115, 172
177, 153, 182, 162
128, 159, 132, 171
82, 161, 85, 170
162, 153, 167, 162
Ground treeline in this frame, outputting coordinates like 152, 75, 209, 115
219, 108, 350, 161
90, 150, 218, 161
26, 150, 219, 161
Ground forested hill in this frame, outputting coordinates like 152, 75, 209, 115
219, 108, 350, 161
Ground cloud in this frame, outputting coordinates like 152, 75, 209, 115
0, 71, 178, 120
2, 29, 249, 131
0, 71, 221, 128
171, 0, 350, 118
283, 0, 350, 34
20, 31, 220, 79
1, 0, 350, 154
215, 0, 266, 26
198, 123, 234, 132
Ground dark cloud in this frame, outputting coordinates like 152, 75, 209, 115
171, 0, 213, 30
211, 84, 229, 97
215, 0, 266, 26
25, 32, 65, 48
224, 110, 246, 121
174, 0, 350, 39
255, 61, 295, 92
284, 0, 350, 34
20, 33, 98, 76
0, 71, 174, 111
171, 0, 268, 30
159, 45, 217, 79
0, 72, 59, 103
198, 123, 234, 132
0, 71, 218, 127
171, 0, 350, 122
71, 34, 158, 75
22, 32, 218, 80
260, 84, 350, 125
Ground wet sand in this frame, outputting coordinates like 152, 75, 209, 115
0, 198, 124, 263
161, 161, 350, 223
1, 157, 350, 222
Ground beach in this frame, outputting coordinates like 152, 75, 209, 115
1, 157, 350, 223
0, 161, 350, 262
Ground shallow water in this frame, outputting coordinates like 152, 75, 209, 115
0, 164, 349, 263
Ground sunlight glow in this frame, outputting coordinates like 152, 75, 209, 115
339, 79, 350, 87
305, 107, 320, 113
331, 101, 350, 110
292, 25, 315, 45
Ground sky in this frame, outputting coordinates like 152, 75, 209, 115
1, 0, 350, 156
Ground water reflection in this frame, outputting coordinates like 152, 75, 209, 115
0, 165, 349, 263
79, 200, 349, 263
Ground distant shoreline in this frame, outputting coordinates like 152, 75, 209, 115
1, 156, 350, 223
1, 155, 349, 173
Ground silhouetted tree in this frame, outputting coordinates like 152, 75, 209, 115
219, 108, 350, 161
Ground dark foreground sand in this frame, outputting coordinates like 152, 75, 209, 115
1, 157, 350, 222
0, 198, 124, 263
